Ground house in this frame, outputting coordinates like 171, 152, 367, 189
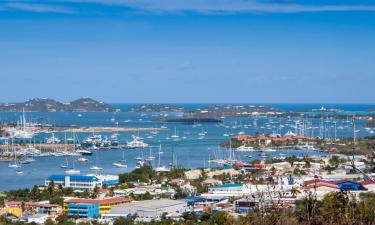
185, 169, 202, 180
234, 198, 258, 214
25, 213, 49, 224
202, 178, 223, 186
203, 183, 250, 197
4, 201, 62, 216
359, 180, 375, 191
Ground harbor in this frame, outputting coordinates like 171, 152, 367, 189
0, 103, 374, 190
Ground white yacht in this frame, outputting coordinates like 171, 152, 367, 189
77, 149, 93, 155
89, 165, 103, 171
65, 169, 80, 174
126, 135, 149, 148
46, 133, 61, 144
78, 157, 89, 162
236, 145, 254, 152
171, 127, 179, 139
112, 161, 127, 168
112, 151, 127, 168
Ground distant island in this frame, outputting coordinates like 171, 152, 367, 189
0, 97, 115, 112
128, 103, 184, 113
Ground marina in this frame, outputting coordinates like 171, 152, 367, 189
0, 103, 373, 190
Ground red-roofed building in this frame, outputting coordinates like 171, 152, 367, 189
4, 201, 62, 215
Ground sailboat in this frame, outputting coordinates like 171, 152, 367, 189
90, 152, 103, 171
9, 138, 20, 168
65, 157, 80, 174
171, 127, 179, 139
155, 145, 170, 172
146, 146, 155, 161
112, 151, 127, 168
60, 157, 69, 168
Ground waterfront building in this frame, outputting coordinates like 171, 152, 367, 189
101, 199, 187, 222
45, 174, 119, 191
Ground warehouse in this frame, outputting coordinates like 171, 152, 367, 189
101, 199, 187, 222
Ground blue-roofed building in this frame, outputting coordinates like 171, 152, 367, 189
45, 175, 100, 191
336, 180, 367, 191
45, 174, 119, 191
67, 203, 99, 219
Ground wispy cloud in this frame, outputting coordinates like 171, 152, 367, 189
2, 0, 375, 14
71, 0, 375, 13
0, 2, 75, 14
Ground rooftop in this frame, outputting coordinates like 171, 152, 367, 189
47, 175, 99, 182
211, 183, 243, 189
65, 197, 130, 205
110, 199, 186, 212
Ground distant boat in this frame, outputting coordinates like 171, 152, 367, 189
112, 161, 127, 168
113, 151, 127, 168
65, 169, 80, 174
60, 157, 69, 168
78, 157, 89, 162
8, 163, 21, 168
89, 165, 103, 171
77, 149, 93, 155
171, 127, 179, 139
126, 135, 149, 148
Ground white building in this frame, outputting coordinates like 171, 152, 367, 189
101, 199, 187, 222
45, 174, 119, 191
26, 214, 49, 224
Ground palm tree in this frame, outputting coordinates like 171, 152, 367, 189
290, 186, 301, 198
303, 156, 311, 168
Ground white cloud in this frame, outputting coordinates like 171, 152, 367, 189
71, 0, 375, 13
2, 0, 375, 14
0, 2, 75, 14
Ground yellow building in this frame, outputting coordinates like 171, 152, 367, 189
64, 197, 131, 214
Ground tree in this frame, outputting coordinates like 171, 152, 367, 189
209, 211, 233, 225
47, 181, 55, 196
329, 155, 341, 168
113, 216, 134, 225
286, 155, 298, 167
290, 186, 301, 198
44, 218, 56, 225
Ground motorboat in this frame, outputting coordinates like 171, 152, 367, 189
8, 163, 21, 168
236, 145, 254, 152
112, 161, 127, 168
46, 133, 61, 144
65, 169, 80, 174
126, 135, 149, 148
78, 157, 89, 162
90, 165, 103, 171
77, 150, 93, 155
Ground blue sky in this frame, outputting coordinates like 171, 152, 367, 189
0, 0, 374, 103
